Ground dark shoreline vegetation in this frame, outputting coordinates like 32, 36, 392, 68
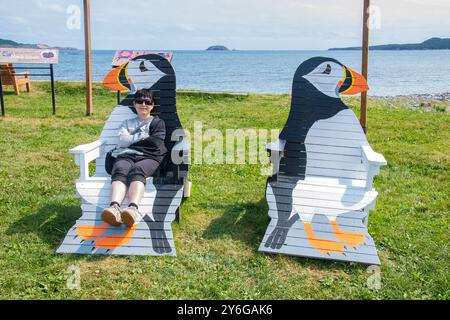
3, 37, 449, 52
329, 37, 450, 51
206, 45, 230, 51
0, 38, 77, 51
0, 81, 448, 299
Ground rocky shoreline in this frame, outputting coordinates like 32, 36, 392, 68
368, 92, 449, 112
373, 92, 450, 101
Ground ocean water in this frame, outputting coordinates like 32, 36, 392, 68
43, 50, 450, 96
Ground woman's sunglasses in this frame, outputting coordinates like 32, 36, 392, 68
135, 99, 153, 106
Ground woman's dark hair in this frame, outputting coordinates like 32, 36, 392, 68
134, 89, 155, 104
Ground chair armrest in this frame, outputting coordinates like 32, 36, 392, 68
361, 144, 387, 190
361, 145, 387, 167
69, 140, 104, 181
266, 139, 286, 153
70, 140, 104, 154
266, 139, 285, 177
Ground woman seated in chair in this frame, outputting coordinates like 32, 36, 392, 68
101, 89, 168, 227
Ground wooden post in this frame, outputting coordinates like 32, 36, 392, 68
360, 0, 370, 132
84, 0, 93, 116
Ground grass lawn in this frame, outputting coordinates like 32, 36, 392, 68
0, 82, 448, 299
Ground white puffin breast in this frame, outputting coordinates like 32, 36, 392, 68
289, 109, 371, 221
304, 108, 368, 178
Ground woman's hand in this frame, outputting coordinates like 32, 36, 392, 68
118, 127, 133, 148
119, 127, 130, 136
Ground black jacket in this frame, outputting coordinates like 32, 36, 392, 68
127, 116, 168, 163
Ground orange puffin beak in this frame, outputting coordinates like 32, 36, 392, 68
338, 66, 369, 95
103, 62, 130, 91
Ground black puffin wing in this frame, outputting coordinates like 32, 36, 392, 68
278, 57, 350, 179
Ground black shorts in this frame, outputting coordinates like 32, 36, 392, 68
111, 154, 160, 186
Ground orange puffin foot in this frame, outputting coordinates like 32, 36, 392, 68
93, 224, 138, 250
75, 223, 109, 241
331, 220, 365, 249
303, 222, 345, 254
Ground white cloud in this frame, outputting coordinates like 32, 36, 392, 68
33, 0, 65, 13
2, 0, 449, 49
9, 16, 30, 25
178, 24, 196, 32
400, 0, 450, 7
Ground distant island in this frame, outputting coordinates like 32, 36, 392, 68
329, 37, 450, 51
206, 45, 229, 51
0, 38, 77, 50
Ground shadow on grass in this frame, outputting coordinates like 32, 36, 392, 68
202, 197, 363, 272
1, 90, 17, 96
6, 200, 366, 270
202, 198, 269, 250
5, 202, 108, 262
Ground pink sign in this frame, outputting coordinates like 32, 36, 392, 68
111, 50, 173, 66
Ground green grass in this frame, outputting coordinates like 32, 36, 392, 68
0, 82, 448, 299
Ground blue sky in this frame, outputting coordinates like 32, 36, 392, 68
1, 0, 449, 50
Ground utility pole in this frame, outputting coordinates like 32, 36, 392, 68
360, 0, 370, 132
83, 0, 93, 116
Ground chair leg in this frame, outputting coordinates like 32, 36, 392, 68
13, 82, 20, 95
24, 74, 31, 92
183, 179, 191, 198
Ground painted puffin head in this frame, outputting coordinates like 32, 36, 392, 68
103, 54, 169, 92
295, 57, 369, 98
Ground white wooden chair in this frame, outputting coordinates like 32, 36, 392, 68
57, 54, 190, 256
259, 57, 386, 265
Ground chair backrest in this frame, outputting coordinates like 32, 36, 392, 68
277, 57, 369, 185
97, 54, 187, 179
0, 63, 14, 84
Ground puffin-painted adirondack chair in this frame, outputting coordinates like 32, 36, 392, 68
259, 57, 386, 265
57, 53, 190, 256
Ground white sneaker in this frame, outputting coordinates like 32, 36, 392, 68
121, 206, 144, 227
101, 204, 123, 226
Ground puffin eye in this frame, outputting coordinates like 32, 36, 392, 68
322, 64, 331, 75
139, 61, 149, 72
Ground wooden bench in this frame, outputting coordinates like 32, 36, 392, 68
0, 63, 31, 95
259, 57, 386, 265
57, 53, 190, 256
